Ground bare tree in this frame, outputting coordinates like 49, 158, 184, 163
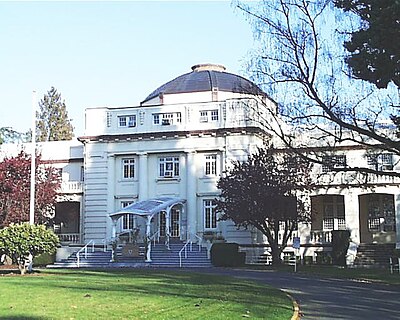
236, 0, 400, 177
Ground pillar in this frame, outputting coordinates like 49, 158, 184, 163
106, 154, 116, 241
138, 152, 148, 201
146, 215, 152, 262
186, 151, 197, 240
165, 206, 171, 250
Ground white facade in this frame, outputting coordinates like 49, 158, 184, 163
1, 64, 399, 262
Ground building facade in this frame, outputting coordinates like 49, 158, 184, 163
1, 64, 399, 264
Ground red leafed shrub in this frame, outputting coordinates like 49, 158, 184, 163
0, 150, 61, 227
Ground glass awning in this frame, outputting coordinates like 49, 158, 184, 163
109, 197, 186, 221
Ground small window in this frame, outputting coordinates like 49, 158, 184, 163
122, 158, 135, 179
322, 155, 347, 173
118, 115, 136, 128
153, 114, 160, 125
200, 111, 208, 122
204, 199, 217, 229
367, 153, 393, 171
205, 154, 217, 176
211, 110, 219, 121
162, 113, 173, 125
159, 157, 180, 178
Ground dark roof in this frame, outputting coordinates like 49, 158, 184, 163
141, 64, 265, 104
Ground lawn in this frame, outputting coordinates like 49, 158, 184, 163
0, 269, 293, 320
259, 264, 400, 285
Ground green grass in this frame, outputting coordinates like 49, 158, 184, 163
0, 269, 293, 319
252, 264, 400, 285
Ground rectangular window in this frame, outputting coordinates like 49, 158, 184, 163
122, 158, 135, 179
118, 115, 136, 128
162, 113, 174, 125
322, 195, 346, 231
176, 112, 182, 123
159, 157, 180, 178
153, 114, 160, 125
80, 166, 84, 182
200, 111, 208, 122
322, 155, 347, 173
121, 201, 134, 230
205, 154, 217, 176
211, 110, 219, 121
204, 200, 217, 229
367, 153, 393, 171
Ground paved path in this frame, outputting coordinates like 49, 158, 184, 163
187, 268, 400, 320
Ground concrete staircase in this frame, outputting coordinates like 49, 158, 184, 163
353, 243, 395, 268
49, 241, 212, 268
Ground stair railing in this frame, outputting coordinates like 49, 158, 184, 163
149, 230, 160, 246
76, 240, 95, 268
179, 233, 203, 267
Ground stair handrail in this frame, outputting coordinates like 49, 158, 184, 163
76, 240, 95, 268
149, 230, 160, 246
178, 233, 203, 267
179, 239, 191, 268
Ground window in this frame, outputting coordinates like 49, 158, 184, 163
153, 114, 160, 125
367, 153, 393, 171
153, 112, 181, 125
118, 115, 136, 128
368, 194, 395, 232
159, 157, 180, 178
200, 111, 208, 122
121, 201, 134, 230
322, 155, 347, 173
211, 110, 219, 121
204, 200, 217, 229
122, 159, 135, 179
199, 110, 219, 123
205, 154, 217, 176
80, 166, 84, 181
322, 195, 346, 231
162, 113, 173, 125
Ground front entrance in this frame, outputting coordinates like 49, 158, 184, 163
159, 208, 180, 238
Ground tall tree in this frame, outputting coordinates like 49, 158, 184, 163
237, 0, 400, 177
36, 87, 74, 142
0, 127, 30, 144
334, 0, 400, 88
216, 145, 312, 265
0, 150, 61, 226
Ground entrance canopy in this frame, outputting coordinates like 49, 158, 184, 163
109, 197, 186, 221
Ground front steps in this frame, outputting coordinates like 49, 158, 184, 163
49, 242, 212, 269
353, 243, 395, 268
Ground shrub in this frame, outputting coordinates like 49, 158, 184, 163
331, 230, 350, 266
0, 223, 59, 274
210, 243, 245, 267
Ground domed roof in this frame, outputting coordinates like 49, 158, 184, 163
141, 63, 265, 104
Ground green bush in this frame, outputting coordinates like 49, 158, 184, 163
33, 252, 56, 266
210, 243, 245, 267
331, 230, 350, 266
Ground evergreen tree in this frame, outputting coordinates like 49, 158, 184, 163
334, 0, 400, 89
36, 87, 74, 142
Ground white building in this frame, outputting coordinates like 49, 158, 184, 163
1, 63, 399, 265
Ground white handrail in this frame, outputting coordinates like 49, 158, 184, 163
76, 240, 95, 267
178, 233, 203, 267
179, 239, 191, 268
149, 230, 160, 246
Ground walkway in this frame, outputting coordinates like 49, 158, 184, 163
187, 268, 400, 320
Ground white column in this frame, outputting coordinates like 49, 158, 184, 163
344, 192, 360, 244
106, 154, 116, 240
138, 152, 148, 201
395, 193, 400, 249
146, 215, 152, 262
186, 151, 197, 240
165, 206, 171, 250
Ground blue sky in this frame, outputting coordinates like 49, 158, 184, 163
0, 1, 254, 136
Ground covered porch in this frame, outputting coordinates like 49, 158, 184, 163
109, 197, 186, 262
